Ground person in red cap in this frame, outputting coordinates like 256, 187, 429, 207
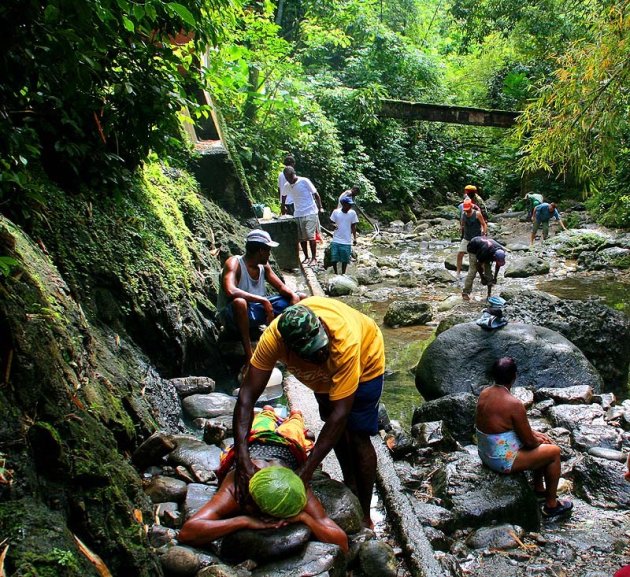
457, 197, 487, 281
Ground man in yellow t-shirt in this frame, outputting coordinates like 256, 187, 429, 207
232, 296, 385, 529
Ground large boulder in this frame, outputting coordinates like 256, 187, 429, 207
251, 541, 346, 577
431, 451, 540, 531
415, 323, 602, 400
573, 455, 630, 509
579, 246, 630, 270
220, 524, 312, 563
503, 256, 550, 278
412, 393, 477, 445
502, 290, 630, 391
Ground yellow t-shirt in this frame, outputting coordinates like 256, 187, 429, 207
251, 296, 385, 400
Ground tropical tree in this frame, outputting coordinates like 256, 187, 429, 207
515, 0, 630, 185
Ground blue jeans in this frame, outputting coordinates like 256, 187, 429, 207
220, 295, 291, 330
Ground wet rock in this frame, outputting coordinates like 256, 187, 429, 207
190, 464, 217, 484
156, 502, 182, 528
183, 483, 217, 519
434, 551, 466, 577
431, 451, 540, 531
547, 404, 605, 431
250, 541, 346, 577
579, 246, 630, 270
169, 437, 223, 471
145, 475, 188, 503
502, 289, 630, 391
444, 253, 469, 272
356, 266, 382, 285
398, 270, 422, 287
160, 545, 201, 577
383, 300, 432, 327
203, 421, 228, 445
426, 268, 457, 284
169, 376, 216, 397
182, 393, 237, 420
311, 477, 363, 534
411, 420, 458, 451
347, 528, 376, 566
358, 540, 398, 577
385, 427, 419, 459
593, 393, 616, 410
411, 501, 456, 532
465, 524, 524, 550
133, 431, 176, 470
504, 256, 550, 278
551, 229, 609, 258
505, 242, 530, 251
535, 385, 594, 405
587, 447, 626, 462
148, 524, 178, 548
412, 393, 476, 445
326, 274, 359, 296
423, 525, 452, 551
220, 524, 311, 563
606, 404, 630, 430
572, 424, 622, 451
573, 455, 630, 508
415, 323, 602, 400
196, 565, 242, 577
437, 295, 463, 312
511, 387, 534, 408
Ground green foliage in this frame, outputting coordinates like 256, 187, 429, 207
0, 0, 230, 198
0, 256, 19, 278
515, 1, 630, 185
586, 142, 630, 228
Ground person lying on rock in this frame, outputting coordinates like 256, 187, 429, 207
216, 229, 303, 366
475, 357, 573, 518
179, 407, 348, 552
234, 297, 385, 529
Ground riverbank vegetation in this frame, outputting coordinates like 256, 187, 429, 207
2, 0, 628, 226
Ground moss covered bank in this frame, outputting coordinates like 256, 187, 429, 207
0, 163, 248, 575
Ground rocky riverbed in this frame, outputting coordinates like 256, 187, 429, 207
310, 206, 630, 577
134, 206, 629, 577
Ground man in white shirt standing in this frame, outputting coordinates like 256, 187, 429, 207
330, 196, 359, 274
282, 166, 324, 266
278, 155, 295, 215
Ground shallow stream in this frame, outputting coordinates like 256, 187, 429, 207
325, 226, 630, 430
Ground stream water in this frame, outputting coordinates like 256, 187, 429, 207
320, 226, 630, 430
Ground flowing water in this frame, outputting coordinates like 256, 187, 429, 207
329, 231, 630, 430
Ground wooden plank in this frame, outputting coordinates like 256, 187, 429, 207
379, 99, 520, 128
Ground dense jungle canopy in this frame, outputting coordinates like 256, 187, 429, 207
1, 0, 629, 226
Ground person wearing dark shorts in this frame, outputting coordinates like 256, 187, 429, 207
233, 296, 385, 529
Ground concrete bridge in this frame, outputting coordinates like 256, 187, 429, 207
379, 99, 520, 128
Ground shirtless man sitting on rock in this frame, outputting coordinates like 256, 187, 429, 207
475, 357, 573, 518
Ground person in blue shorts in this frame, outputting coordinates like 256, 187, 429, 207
476, 357, 573, 518
329, 196, 359, 274
217, 229, 303, 363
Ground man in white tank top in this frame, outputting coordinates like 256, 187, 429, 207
217, 230, 302, 362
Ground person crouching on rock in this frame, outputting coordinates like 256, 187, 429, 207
475, 357, 573, 518
178, 407, 348, 552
